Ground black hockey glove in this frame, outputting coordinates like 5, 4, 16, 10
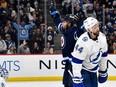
73, 12, 82, 22
98, 70, 108, 83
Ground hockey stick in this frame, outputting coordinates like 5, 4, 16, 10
68, 70, 74, 77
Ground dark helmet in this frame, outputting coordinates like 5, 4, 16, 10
64, 14, 75, 26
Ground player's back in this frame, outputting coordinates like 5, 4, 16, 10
61, 26, 83, 58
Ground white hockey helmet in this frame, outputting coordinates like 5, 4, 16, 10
0, 68, 8, 87
0, 77, 6, 87
83, 17, 99, 31
0, 68, 9, 81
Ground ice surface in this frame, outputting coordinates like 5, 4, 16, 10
6, 81, 116, 87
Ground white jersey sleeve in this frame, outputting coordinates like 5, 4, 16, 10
98, 33, 108, 71
71, 32, 89, 77
72, 33, 89, 62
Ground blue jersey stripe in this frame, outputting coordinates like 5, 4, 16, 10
58, 23, 62, 32
82, 65, 99, 71
51, 11, 59, 15
102, 52, 108, 57
72, 56, 83, 64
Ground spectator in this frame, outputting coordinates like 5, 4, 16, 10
20, 0, 28, 8
112, 10, 116, 24
109, 41, 116, 54
32, 13, 43, 28
21, 13, 29, 24
98, 0, 113, 8
74, 3, 83, 14
0, 0, 47, 54
106, 22, 114, 34
112, 0, 116, 9
107, 33, 115, 51
7, 0, 16, 11
12, 15, 35, 40
1, 20, 15, 38
67, 1, 72, 14
47, 26, 55, 48
84, 4, 97, 18
18, 40, 31, 54
112, 41, 116, 53
113, 23, 116, 31
94, 3, 102, 21
105, 15, 113, 25
105, 7, 112, 17
43, 42, 53, 54
29, 28, 44, 52
0, 7, 7, 24
0, 0, 7, 8
5, 6, 16, 20
34, 4, 42, 17
6, 45, 16, 54
62, 0, 69, 15
29, 28, 43, 53
31, 42, 43, 54
0, 35, 7, 54
37, 14, 44, 27
5, 20, 17, 42
2, 26, 12, 39
24, 2, 35, 15
5, 34, 16, 50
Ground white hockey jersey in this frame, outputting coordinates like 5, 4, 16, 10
71, 32, 108, 76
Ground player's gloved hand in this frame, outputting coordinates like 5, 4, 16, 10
62, 57, 72, 64
73, 12, 81, 22
73, 76, 85, 87
49, 5, 60, 18
98, 70, 108, 83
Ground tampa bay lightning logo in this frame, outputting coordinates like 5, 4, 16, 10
61, 34, 66, 49
82, 37, 88, 42
89, 49, 103, 64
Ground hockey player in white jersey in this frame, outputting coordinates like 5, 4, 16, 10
71, 17, 108, 87
0, 68, 9, 87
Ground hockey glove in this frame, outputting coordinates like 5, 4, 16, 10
73, 12, 81, 22
62, 57, 72, 64
73, 76, 85, 87
49, 5, 60, 18
98, 70, 108, 83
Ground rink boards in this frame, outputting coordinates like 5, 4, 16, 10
0, 54, 116, 81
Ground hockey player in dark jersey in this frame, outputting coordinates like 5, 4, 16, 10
49, 4, 85, 87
